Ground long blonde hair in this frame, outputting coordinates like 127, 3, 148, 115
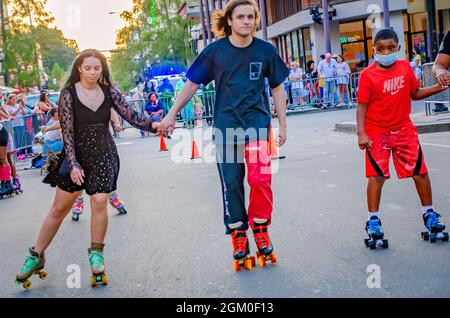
211, 0, 261, 39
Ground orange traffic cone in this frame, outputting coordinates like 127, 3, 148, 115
268, 125, 278, 159
159, 135, 168, 152
268, 125, 286, 160
191, 140, 201, 159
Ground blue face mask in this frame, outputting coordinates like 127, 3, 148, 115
374, 51, 399, 67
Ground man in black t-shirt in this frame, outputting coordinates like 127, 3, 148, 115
159, 0, 289, 270
432, 30, 450, 88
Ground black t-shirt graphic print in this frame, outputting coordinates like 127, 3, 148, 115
187, 37, 289, 145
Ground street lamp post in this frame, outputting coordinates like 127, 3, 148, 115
190, 25, 201, 56
323, 0, 331, 53
383, 0, 390, 28
0, 0, 8, 86
259, 0, 268, 41
204, 0, 213, 43
199, 0, 208, 47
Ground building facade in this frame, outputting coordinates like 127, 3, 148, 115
179, 0, 449, 72
261, 0, 449, 72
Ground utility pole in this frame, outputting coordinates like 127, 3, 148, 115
0, 0, 8, 86
383, 0, 390, 28
323, 0, 331, 53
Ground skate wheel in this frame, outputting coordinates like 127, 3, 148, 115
270, 253, 278, 264
101, 274, 108, 285
38, 271, 48, 280
421, 232, 429, 241
429, 233, 437, 243
91, 276, 97, 287
244, 259, 253, 270
250, 256, 256, 266
442, 233, 449, 242
233, 260, 241, 272
382, 240, 389, 249
118, 208, 127, 215
364, 239, 369, 247
258, 256, 266, 268
368, 241, 376, 250
23, 280, 32, 289
72, 214, 79, 222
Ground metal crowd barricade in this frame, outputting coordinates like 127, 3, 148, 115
283, 73, 360, 114
2, 114, 46, 152
124, 90, 216, 129
422, 62, 449, 116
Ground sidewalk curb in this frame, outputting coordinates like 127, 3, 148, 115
335, 121, 450, 134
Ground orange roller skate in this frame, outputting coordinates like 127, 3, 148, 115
230, 228, 255, 271
253, 222, 277, 268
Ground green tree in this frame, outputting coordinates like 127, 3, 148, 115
1, 0, 78, 88
35, 26, 78, 71
49, 62, 64, 89
111, 0, 193, 91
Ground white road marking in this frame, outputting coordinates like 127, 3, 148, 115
422, 142, 450, 149
116, 142, 133, 146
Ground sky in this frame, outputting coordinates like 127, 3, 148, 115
45, 0, 133, 52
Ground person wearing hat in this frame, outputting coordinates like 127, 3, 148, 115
288, 61, 305, 105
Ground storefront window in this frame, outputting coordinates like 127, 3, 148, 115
291, 31, 300, 66
403, 12, 429, 63
342, 42, 367, 71
286, 33, 292, 61
302, 28, 313, 64
410, 12, 427, 32
339, 20, 367, 71
339, 21, 365, 45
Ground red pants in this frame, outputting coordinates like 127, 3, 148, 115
216, 141, 273, 233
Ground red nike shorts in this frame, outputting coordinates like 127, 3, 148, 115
365, 126, 428, 179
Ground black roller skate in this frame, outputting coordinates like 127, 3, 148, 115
421, 210, 449, 243
0, 180, 15, 199
253, 222, 277, 267
13, 176, 23, 194
71, 196, 84, 221
364, 216, 388, 249
230, 227, 255, 271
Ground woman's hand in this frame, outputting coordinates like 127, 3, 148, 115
41, 126, 48, 133
113, 124, 122, 133
152, 122, 161, 134
70, 166, 85, 186
160, 113, 176, 137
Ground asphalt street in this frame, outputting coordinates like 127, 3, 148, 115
1, 102, 450, 298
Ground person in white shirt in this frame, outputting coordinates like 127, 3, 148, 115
336, 55, 351, 106
318, 53, 338, 108
288, 61, 304, 105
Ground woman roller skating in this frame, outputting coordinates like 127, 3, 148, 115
14, 49, 159, 289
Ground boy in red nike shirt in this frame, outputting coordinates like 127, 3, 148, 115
357, 29, 449, 248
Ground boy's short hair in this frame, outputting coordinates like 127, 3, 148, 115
373, 28, 399, 45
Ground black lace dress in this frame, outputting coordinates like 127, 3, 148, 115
43, 84, 154, 195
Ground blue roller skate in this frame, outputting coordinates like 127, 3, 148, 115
364, 216, 388, 249
421, 209, 449, 243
